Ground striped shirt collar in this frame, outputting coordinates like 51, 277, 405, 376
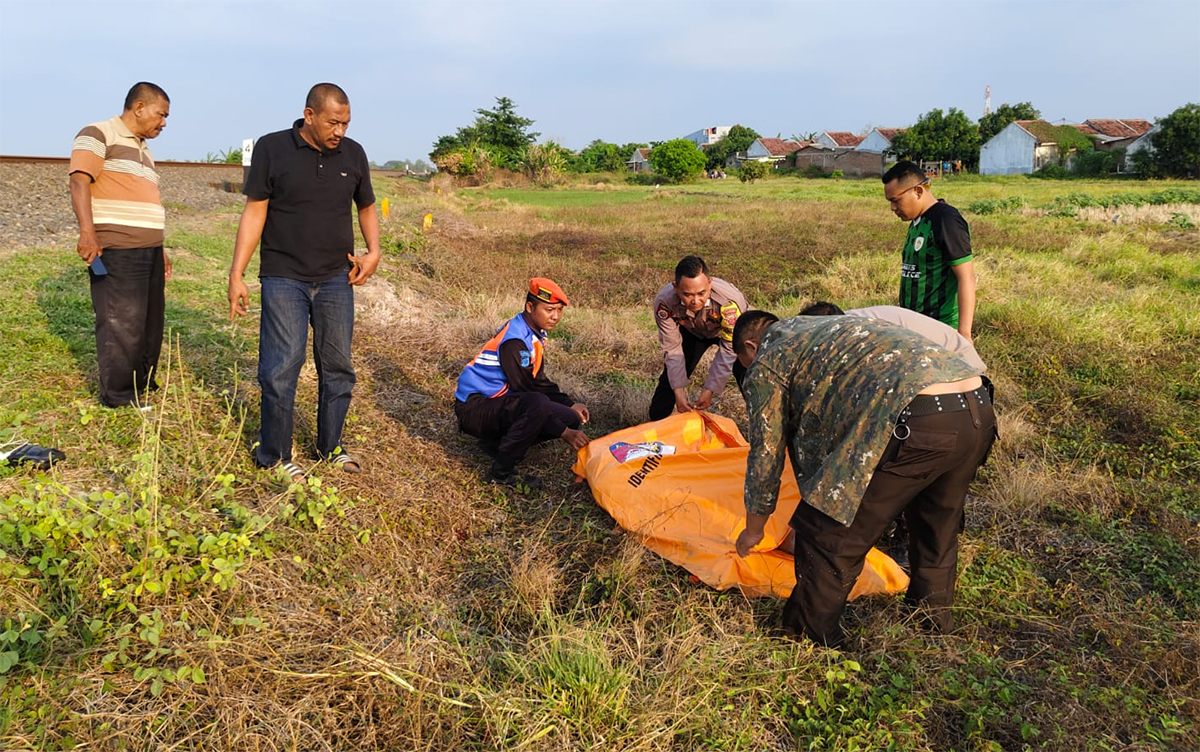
109, 115, 143, 144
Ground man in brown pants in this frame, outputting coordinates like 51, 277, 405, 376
732, 311, 996, 648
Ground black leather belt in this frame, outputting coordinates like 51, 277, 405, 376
894, 387, 991, 439
902, 387, 991, 418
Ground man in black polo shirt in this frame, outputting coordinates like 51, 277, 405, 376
228, 82, 381, 479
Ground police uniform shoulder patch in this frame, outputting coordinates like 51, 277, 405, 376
656, 303, 672, 320
719, 301, 741, 341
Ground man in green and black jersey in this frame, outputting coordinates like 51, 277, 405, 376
882, 161, 976, 342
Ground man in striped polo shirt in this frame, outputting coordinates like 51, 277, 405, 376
69, 82, 172, 408
881, 160, 976, 342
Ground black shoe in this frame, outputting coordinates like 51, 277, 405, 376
1, 443, 66, 470
477, 438, 501, 458
486, 467, 542, 492
887, 540, 910, 571
884, 519, 910, 570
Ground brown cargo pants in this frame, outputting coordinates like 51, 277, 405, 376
784, 387, 997, 648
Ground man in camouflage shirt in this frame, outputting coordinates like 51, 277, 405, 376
649, 255, 748, 420
732, 312, 996, 647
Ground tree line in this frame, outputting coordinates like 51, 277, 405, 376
893, 102, 1198, 179
428, 97, 1200, 183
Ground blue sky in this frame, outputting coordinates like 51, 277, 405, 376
2, 0, 1198, 162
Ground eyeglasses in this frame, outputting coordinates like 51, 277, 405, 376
886, 180, 929, 205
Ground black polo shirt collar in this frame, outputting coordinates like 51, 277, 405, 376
245, 120, 374, 281
289, 118, 343, 156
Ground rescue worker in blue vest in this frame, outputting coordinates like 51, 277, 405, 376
455, 278, 590, 490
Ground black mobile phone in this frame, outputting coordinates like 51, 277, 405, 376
90, 257, 107, 275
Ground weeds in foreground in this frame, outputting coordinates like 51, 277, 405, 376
1, 175, 1197, 750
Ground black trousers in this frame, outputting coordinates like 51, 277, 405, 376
455, 392, 581, 473
648, 328, 747, 420
784, 393, 997, 647
88, 247, 165, 407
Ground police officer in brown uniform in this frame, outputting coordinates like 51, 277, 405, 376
649, 255, 749, 420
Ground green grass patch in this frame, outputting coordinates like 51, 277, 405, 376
2, 176, 1197, 750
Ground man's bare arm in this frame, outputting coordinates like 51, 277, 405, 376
69, 172, 101, 264
228, 199, 269, 320
952, 260, 976, 342
348, 204, 382, 285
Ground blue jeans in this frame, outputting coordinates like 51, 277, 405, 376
255, 274, 356, 467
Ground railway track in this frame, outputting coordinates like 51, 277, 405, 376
0, 155, 244, 169
1, 155, 412, 178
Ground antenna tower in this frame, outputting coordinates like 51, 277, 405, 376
984, 85, 991, 117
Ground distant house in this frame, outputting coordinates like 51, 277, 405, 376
1073, 118, 1155, 172
1073, 119, 1154, 148
792, 144, 885, 178
1124, 124, 1160, 172
855, 127, 905, 153
724, 138, 802, 169
742, 137, 805, 165
815, 131, 865, 149
627, 147, 653, 173
683, 126, 732, 148
979, 120, 1070, 175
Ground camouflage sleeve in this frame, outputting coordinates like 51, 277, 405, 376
655, 299, 688, 390
743, 368, 788, 517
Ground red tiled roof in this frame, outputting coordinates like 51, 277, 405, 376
875, 128, 906, 142
633, 148, 651, 160
756, 138, 804, 156
824, 131, 865, 147
1080, 119, 1154, 138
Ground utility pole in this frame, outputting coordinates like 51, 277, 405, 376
984, 85, 991, 118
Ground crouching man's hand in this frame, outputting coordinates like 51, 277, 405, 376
571, 403, 590, 424
561, 426, 589, 451
735, 513, 771, 557
673, 388, 691, 414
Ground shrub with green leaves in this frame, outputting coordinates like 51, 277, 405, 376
1041, 188, 1200, 215
738, 160, 770, 183
648, 139, 707, 183
520, 142, 569, 185
968, 197, 1025, 215
1033, 163, 1069, 179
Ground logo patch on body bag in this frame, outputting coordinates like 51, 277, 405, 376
609, 441, 676, 463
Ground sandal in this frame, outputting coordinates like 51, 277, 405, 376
328, 452, 362, 474
0, 442, 67, 470
276, 461, 306, 483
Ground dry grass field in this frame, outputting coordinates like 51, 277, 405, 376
1, 171, 1197, 751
